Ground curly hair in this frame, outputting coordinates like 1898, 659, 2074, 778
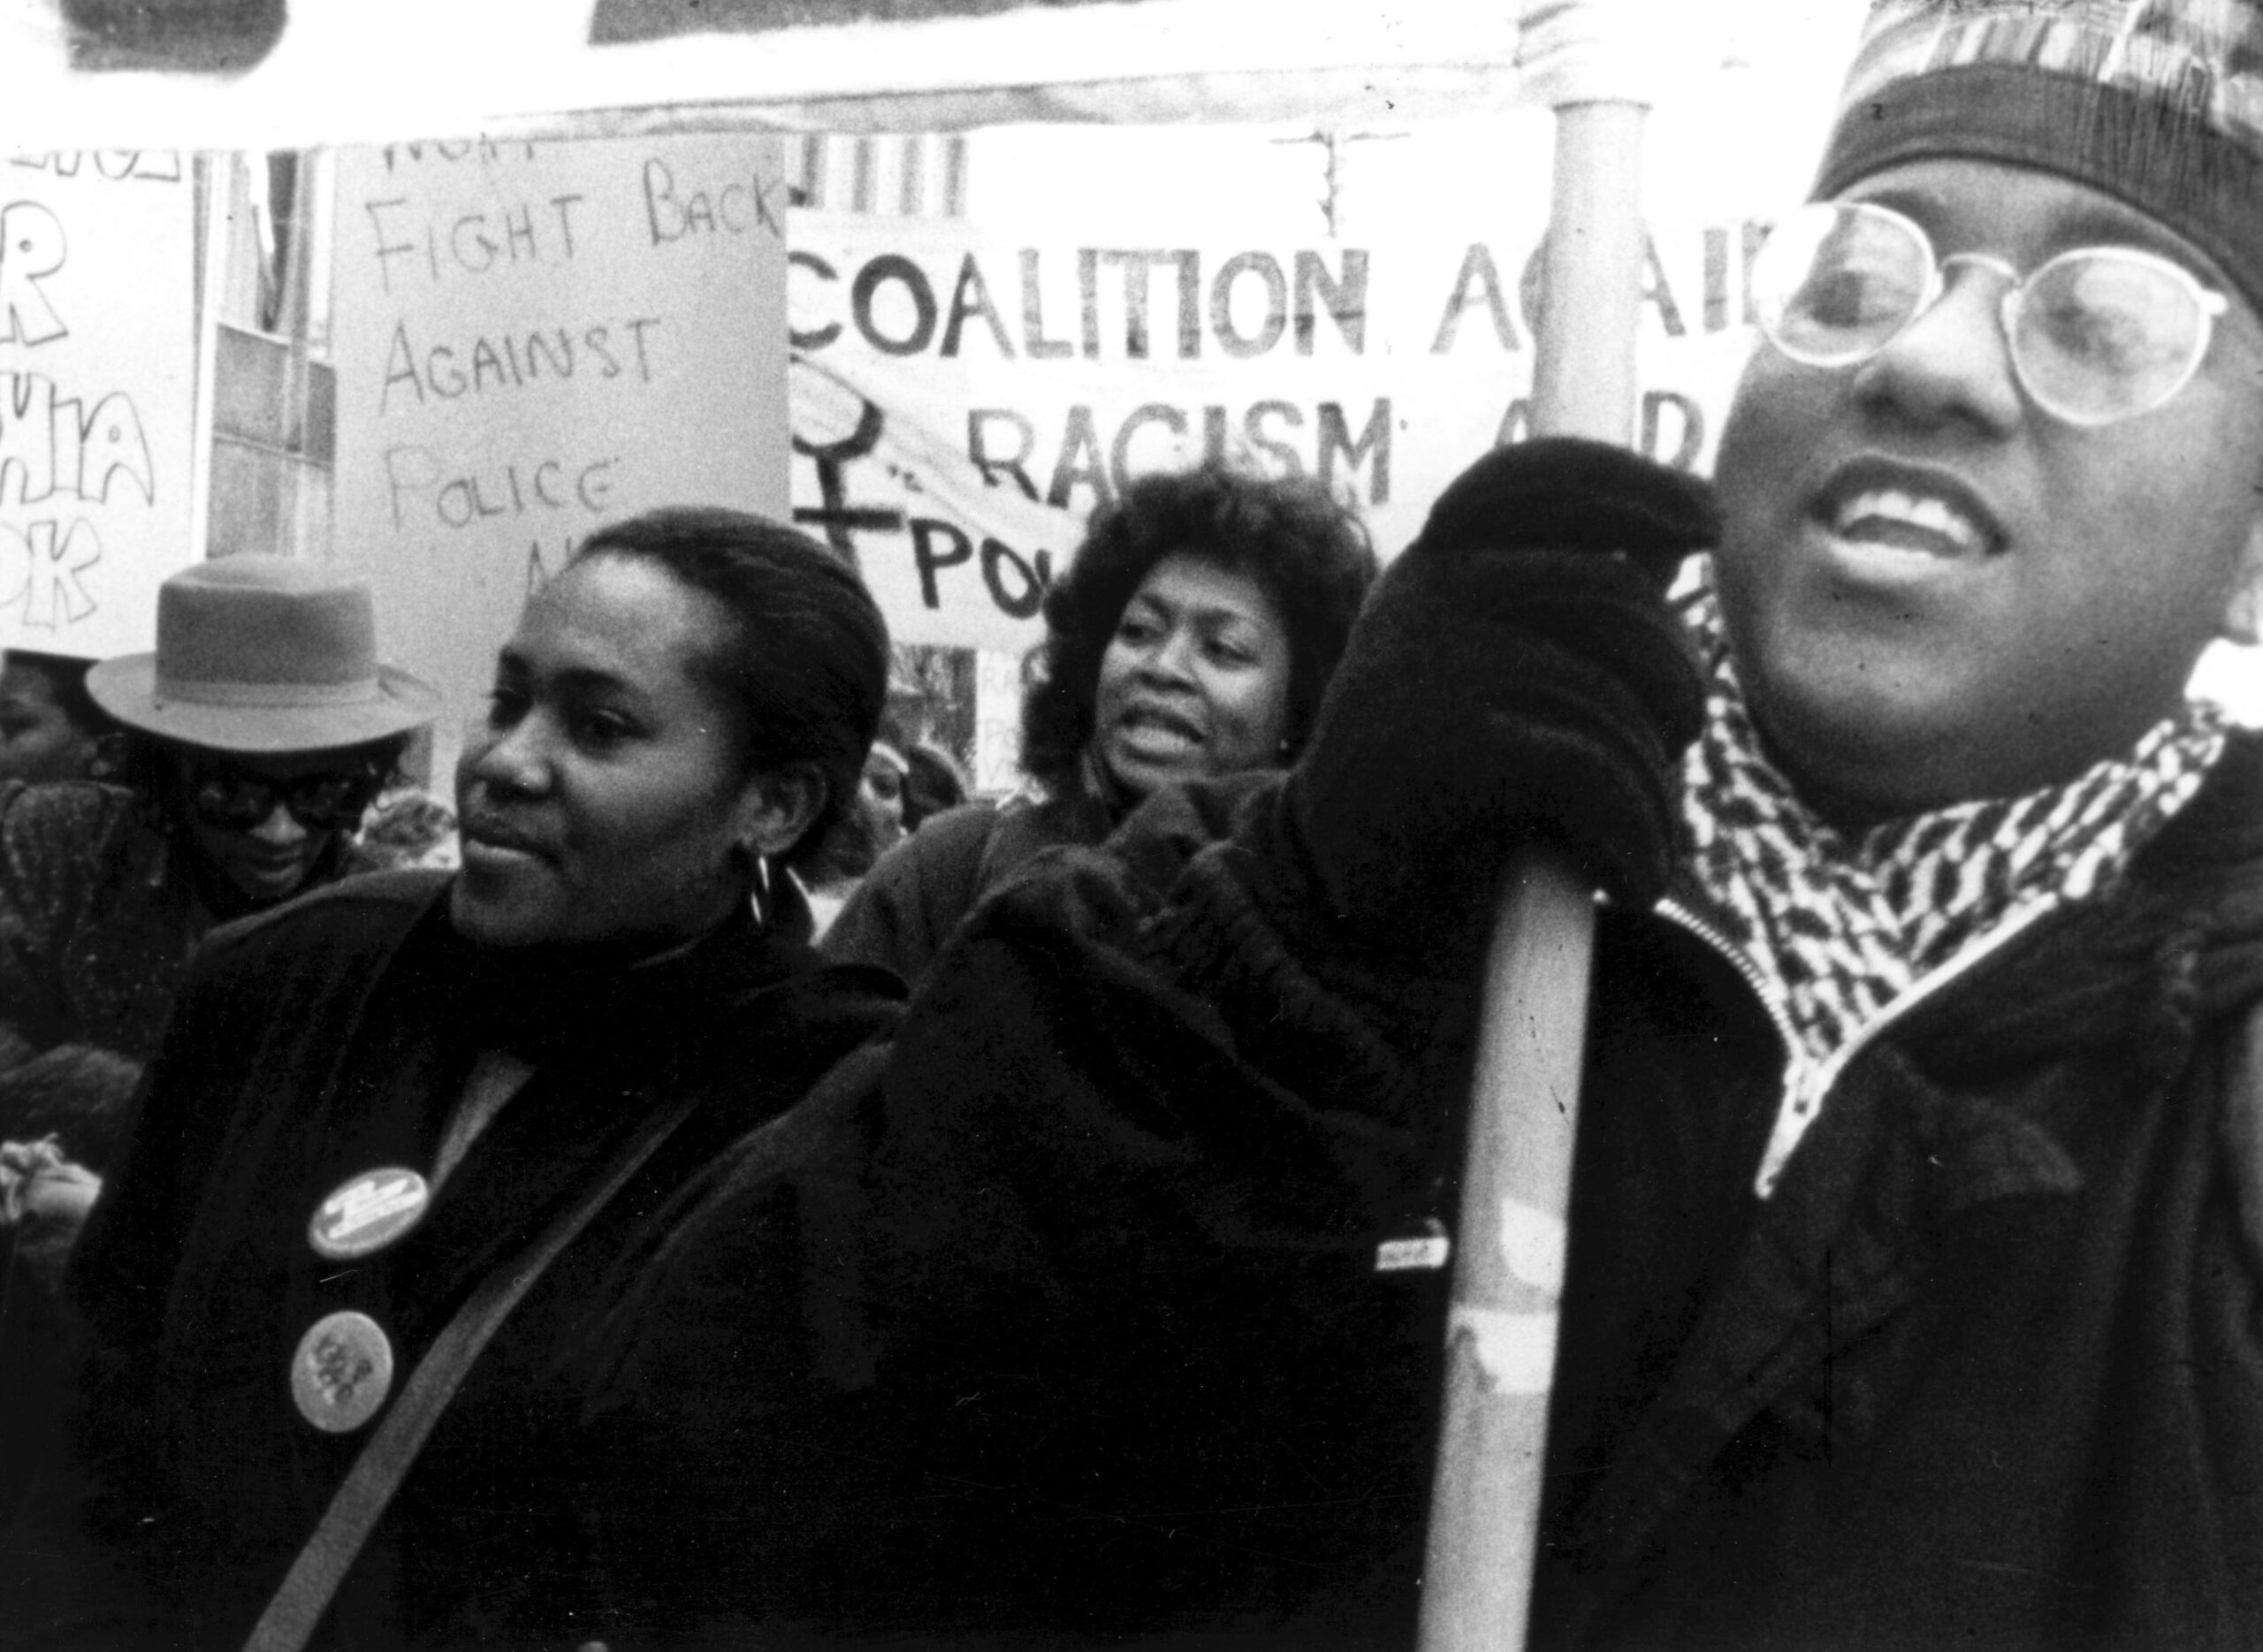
1018, 462, 1377, 797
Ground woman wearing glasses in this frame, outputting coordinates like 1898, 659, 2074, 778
0, 558, 446, 1529
0, 558, 446, 1182
648, 4, 2263, 1644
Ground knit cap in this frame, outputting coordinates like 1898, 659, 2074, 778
1813, 0, 2263, 316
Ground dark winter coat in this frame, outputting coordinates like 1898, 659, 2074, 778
820, 786, 1112, 982
0, 780, 453, 1173
747, 731, 2263, 1648
2, 870, 900, 1652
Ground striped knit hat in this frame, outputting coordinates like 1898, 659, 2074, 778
1816, 0, 2263, 315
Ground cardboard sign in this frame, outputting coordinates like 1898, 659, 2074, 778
0, 150, 201, 659
788, 212, 1762, 653
331, 132, 790, 744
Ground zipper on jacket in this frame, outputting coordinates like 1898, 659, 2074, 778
1656, 893, 2059, 1193
1657, 895, 1800, 1059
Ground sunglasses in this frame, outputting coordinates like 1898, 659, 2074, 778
1749, 199, 2229, 427
185, 762, 382, 833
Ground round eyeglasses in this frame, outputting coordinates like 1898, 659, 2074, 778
1749, 199, 2229, 428
186, 762, 381, 833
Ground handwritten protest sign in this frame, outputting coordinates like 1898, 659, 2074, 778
0, 150, 201, 659
787, 211, 1761, 654
331, 132, 789, 742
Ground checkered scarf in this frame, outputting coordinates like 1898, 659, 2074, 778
1676, 580, 2230, 1193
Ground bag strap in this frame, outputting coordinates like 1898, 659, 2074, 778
241, 1089, 704, 1652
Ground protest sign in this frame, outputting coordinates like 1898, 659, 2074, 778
0, 149, 201, 659
788, 210, 1762, 655
331, 132, 789, 742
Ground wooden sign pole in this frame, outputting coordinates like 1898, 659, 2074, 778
1413, 75, 1651, 1652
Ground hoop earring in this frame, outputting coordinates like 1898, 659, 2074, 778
749, 850, 773, 926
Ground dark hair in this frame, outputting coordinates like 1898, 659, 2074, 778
4, 650, 106, 741
1018, 461, 1377, 796
573, 507, 889, 872
902, 741, 969, 831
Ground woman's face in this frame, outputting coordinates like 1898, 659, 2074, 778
1090, 552, 1294, 800
179, 747, 371, 906
451, 553, 784, 951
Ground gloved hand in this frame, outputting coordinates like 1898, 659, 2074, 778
1280, 436, 1715, 963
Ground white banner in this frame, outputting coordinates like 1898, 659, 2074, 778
0, 149, 201, 659
331, 132, 790, 736
788, 210, 1765, 653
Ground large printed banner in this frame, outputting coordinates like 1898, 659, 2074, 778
0, 150, 200, 659
788, 210, 1765, 653
331, 132, 789, 737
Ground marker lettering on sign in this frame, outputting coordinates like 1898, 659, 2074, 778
0, 517, 102, 628
382, 445, 618, 532
9, 152, 185, 183
363, 192, 587, 294
964, 397, 1391, 513
0, 375, 155, 507
379, 137, 542, 171
904, 517, 1051, 618
942, 254, 1014, 357
790, 246, 1370, 363
642, 155, 787, 245
1435, 223, 1764, 355
1430, 243, 1523, 354
0, 202, 70, 347
378, 316, 661, 411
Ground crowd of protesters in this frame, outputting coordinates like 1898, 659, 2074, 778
7, 0, 2263, 1646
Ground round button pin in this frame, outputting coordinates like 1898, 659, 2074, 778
309, 1168, 431, 1260
291, 1311, 395, 1433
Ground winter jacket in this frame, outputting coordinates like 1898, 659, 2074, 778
752, 731, 2263, 1648
1, 870, 901, 1651
0, 780, 457, 1173
821, 785, 1114, 982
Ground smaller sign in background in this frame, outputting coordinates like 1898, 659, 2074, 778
331, 131, 790, 764
0, 149, 202, 660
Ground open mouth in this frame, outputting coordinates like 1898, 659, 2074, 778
1116, 703, 1205, 748
1813, 461, 2007, 563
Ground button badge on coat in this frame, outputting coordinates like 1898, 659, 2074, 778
291, 1311, 395, 1433
309, 1169, 430, 1260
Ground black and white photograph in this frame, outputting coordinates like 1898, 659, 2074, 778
4, 1, 2263, 1647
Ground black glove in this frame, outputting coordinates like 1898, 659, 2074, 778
1280, 436, 1715, 963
